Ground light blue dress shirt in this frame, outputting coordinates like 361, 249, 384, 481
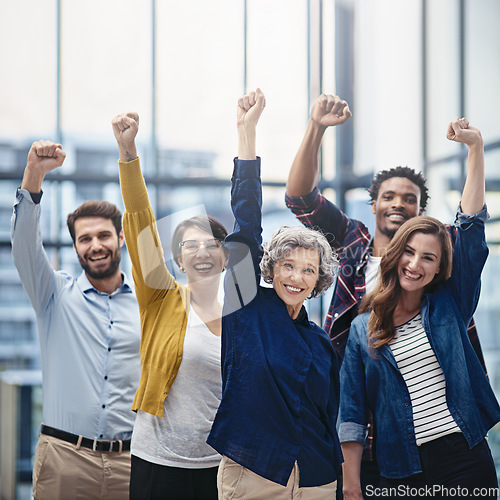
11, 189, 141, 440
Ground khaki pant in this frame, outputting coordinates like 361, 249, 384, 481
217, 456, 337, 500
33, 433, 131, 500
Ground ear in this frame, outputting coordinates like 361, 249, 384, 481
118, 229, 125, 248
371, 200, 377, 215
177, 254, 183, 269
419, 206, 424, 215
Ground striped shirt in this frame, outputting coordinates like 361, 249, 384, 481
390, 314, 460, 445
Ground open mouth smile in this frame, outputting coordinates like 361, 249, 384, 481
403, 269, 421, 280
193, 263, 214, 271
387, 213, 406, 222
284, 284, 304, 294
88, 254, 109, 262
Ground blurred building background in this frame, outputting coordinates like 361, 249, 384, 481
0, 0, 499, 497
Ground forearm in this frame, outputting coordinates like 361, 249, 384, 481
341, 441, 364, 499
461, 139, 485, 216
118, 140, 138, 163
20, 165, 45, 193
286, 119, 327, 197
11, 193, 57, 313
238, 126, 256, 160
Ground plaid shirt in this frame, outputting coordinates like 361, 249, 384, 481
286, 188, 487, 460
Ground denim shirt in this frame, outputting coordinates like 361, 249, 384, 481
207, 158, 343, 487
339, 206, 500, 479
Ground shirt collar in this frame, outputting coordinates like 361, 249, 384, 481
77, 270, 134, 295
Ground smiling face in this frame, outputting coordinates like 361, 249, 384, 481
177, 226, 227, 284
397, 232, 441, 294
271, 247, 320, 319
372, 177, 423, 241
73, 216, 123, 280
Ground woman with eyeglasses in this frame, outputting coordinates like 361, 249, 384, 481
113, 112, 228, 500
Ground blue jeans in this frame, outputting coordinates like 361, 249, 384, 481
376, 433, 498, 499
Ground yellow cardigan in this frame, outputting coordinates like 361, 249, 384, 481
119, 158, 190, 417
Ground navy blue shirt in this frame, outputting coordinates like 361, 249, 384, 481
207, 158, 343, 487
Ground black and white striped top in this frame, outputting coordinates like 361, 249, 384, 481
389, 313, 460, 445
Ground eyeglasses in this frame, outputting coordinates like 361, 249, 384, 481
179, 239, 223, 254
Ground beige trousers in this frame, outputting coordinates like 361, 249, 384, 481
217, 456, 337, 500
32, 433, 131, 500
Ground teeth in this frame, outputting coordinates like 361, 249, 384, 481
404, 269, 420, 279
89, 255, 108, 261
285, 285, 302, 293
388, 214, 405, 221
194, 263, 213, 270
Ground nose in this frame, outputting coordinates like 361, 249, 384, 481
392, 196, 404, 208
407, 255, 420, 270
90, 237, 102, 251
195, 242, 210, 256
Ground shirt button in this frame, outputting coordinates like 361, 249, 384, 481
108, 347, 111, 352
334, 313, 339, 318
102, 404, 106, 409
405, 401, 409, 407
104, 376, 108, 380
409, 434, 413, 440
100, 434, 103, 438
110, 320, 114, 325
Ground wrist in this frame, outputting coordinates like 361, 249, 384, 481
118, 143, 138, 163
21, 166, 45, 193
467, 135, 484, 150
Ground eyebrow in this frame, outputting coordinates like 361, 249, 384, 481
382, 190, 417, 199
406, 244, 438, 258
77, 231, 112, 240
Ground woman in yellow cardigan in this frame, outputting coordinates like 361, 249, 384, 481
112, 112, 228, 500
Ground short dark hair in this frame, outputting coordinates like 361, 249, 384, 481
171, 215, 228, 267
367, 166, 429, 211
67, 201, 122, 243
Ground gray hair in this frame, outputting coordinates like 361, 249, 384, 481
260, 225, 337, 298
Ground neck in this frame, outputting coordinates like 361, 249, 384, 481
287, 303, 303, 320
372, 231, 393, 257
86, 269, 123, 295
189, 276, 222, 310
393, 290, 423, 326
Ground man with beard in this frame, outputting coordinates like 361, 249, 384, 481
11, 140, 141, 499
285, 94, 487, 498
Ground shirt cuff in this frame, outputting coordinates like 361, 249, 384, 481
339, 421, 368, 444
455, 203, 489, 227
285, 186, 320, 208
17, 188, 42, 204
232, 157, 261, 180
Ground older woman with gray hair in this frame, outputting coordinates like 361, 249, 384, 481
207, 89, 343, 499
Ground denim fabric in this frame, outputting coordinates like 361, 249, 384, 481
339, 207, 500, 479
207, 158, 343, 488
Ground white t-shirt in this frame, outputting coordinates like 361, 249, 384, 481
365, 255, 382, 294
131, 308, 222, 468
